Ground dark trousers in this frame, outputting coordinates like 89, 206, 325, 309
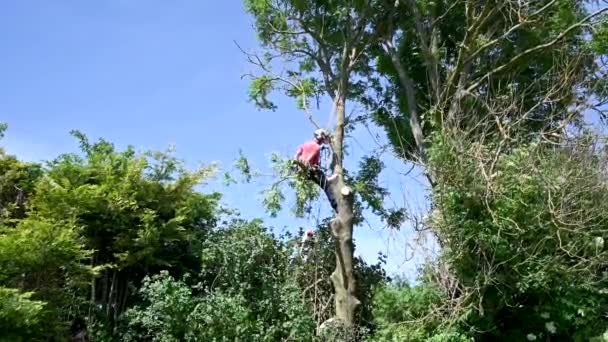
304, 166, 338, 212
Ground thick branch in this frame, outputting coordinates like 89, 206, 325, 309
405, 0, 442, 101
301, 95, 323, 129
464, 0, 559, 64
467, 7, 608, 93
383, 40, 429, 166
442, 4, 498, 107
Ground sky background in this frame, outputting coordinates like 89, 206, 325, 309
0, 1, 434, 279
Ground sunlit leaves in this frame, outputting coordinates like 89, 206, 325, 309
234, 149, 254, 182
0, 287, 47, 342
424, 130, 608, 340
351, 155, 406, 228
248, 76, 278, 110
24, 132, 220, 329
591, 18, 608, 54
0, 122, 7, 140
353, 156, 387, 214
262, 184, 285, 217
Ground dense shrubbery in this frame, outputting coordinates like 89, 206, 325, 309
0, 287, 47, 342
3, 122, 608, 341
365, 131, 608, 341
0, 129, 387, 340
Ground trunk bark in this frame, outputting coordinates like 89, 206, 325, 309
386, 43, 435, 187
328, 94, 360, 326
387, 47, 428, 164
119, 277, 129, 316
90, 254, 96, 305
107, 270, 117, 318
101, 270, 109, 310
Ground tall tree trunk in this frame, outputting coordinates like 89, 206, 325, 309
386, 45, 428, 164
328, 93, 360, 326
90, 254, 96, 305
107, 270, 117, 319
101, 270, 109, 310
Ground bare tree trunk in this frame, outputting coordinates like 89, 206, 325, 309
101, 270, 109, 310
119, 277, 129, 316
386, 43, 428, 163
327, 94, 360, 326
90, 254, 96, 305
107, 270, 117, 318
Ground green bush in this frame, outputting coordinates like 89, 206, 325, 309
370, 280, 471, 341
0, 287, 47, 342
421, 131, 608, 340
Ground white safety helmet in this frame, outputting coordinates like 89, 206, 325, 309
314, 129, 329, 141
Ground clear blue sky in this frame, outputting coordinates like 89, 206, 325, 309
0, 1, 432, 279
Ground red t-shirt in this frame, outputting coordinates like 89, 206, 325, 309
296, 141, 321, 166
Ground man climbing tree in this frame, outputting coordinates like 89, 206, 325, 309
294, 129, 329, 167
294, 129, 338, 211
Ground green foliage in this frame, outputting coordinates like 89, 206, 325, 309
370, 280, 471, 341
199, 219, 317, 340
249, 76, 278, 110
353, 156, 387, 215
122, 271, 256, 342
243, 0, 383, 110
0, 218, 91, 287
370, 0, 603, 161
122, 221, 318, 341
0, 131, 223, 339
0, 152, 42, 221
0, 287, 47, 342
0, 122, 389, 341
233, 149, 256, 183
419, 130, 608, 340
262, 184, 286, 217
0, 217, 92, 338
591, 18, 608, 54
0, 122, 6, 140
33, 131, 220, 274
351, 155, 406, 228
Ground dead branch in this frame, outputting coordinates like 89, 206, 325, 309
466, 7, 608, 93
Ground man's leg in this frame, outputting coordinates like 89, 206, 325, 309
310, 167, 338, 212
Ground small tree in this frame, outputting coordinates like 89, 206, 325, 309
30, 132, 220, 330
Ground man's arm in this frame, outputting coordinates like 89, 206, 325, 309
294, 145, 303, 160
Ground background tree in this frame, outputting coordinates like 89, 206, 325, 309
120, 219, 318, 342
359, 1, 608, 340
31, 131, 220, 331
243, 0, 394, 327
366, 0, 607, 178
0, 124, 42, 222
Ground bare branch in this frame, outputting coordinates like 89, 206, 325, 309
236, 41, 327, 130
467, 7, 608, 93
302, 95, 323, 130
383, 39, 429, 167
442, 4, 499, 108
465, 0, 559, 64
